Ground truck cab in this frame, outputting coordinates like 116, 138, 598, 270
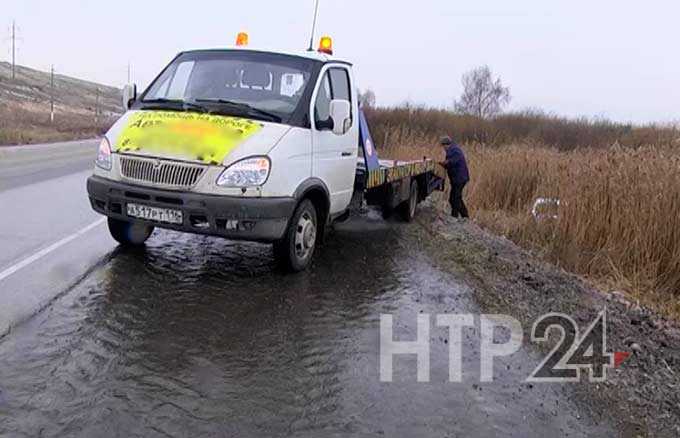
88, 39, 360, 271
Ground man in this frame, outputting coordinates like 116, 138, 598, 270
439, 136, 470, 218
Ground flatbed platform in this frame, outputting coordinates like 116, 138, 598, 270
354, 109, 444, 220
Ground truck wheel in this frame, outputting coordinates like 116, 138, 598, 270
108, 218, 154, 246
399, 180, 419, 222
381, 204, 393, 219
274, 199, 318, 272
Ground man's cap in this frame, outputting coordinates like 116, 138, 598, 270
440, 136, 453, 146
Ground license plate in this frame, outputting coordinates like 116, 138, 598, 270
126, 203, 183, 225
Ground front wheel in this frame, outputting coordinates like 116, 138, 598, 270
274, 199, 318, 272
108, 218, 154, 246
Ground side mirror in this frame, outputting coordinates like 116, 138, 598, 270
122, 83, 137, 110
329, 99, 351, 136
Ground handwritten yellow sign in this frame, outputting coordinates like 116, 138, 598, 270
114, 111, 262, 165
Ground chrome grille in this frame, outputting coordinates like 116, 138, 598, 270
119, 156, 207, 189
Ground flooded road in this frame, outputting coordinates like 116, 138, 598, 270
0, 211, 616, 437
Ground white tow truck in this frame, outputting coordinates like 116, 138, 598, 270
87, 34, 443, 271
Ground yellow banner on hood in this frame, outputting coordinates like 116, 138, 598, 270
114, 111, 263, 165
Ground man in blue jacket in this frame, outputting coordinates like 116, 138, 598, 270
440, 136, 470, 218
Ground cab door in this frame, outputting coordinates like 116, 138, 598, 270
310, 65, 358, 215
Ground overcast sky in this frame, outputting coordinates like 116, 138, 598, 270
3, 0, 679, 123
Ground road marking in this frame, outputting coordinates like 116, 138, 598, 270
0, 218, 106, 282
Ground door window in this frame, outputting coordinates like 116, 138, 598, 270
314, 72, 332, 127
330, 68, 352, 129
313, 67, 353, 130
329, 68, 351, 102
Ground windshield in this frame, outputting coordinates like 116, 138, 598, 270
140, 50, 318, 124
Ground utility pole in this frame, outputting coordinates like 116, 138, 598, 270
11, 20, 16, 80
50, 65, 55, 123
94, 87, 100, 124
127, 62, 131, 84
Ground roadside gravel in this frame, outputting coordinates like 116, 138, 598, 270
410, 200, 680, 437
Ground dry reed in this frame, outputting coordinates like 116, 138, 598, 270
371, 108, 680, 317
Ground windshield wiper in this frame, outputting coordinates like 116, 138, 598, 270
194, 98, 282, 123
141, 98, 210, 113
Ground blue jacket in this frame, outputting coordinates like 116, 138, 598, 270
444, 144, 470, 185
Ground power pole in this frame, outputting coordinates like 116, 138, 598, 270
11, 20, 16, 80
94, 87, 100, 124
50, 65, 55, 123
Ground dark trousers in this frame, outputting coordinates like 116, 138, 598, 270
449, 181, 469, 218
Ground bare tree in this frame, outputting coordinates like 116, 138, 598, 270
358, 88, 376, 108
454, 66, 510, 118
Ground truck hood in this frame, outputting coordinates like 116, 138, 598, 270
106, 110, 292, 166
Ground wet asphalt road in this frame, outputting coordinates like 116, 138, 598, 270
0, 143, 617, 437
0, 140, 98, 191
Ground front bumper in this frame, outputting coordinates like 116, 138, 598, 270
87, 176, 295, 242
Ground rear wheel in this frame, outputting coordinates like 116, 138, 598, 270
274, 199, 318, 272
107, 218, 154, 246
399, 180, 419, 222
381, 204, 393, 219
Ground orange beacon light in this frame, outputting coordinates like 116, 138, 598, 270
318, 36, 333, 55
236, 32, 249, 46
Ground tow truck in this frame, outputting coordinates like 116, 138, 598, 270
87, 34, 443, 271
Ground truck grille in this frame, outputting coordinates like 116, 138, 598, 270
119, 156, 207, 189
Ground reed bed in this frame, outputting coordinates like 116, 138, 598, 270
371, 107, 680, 317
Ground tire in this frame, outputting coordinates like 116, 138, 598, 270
381, 204, 393, 220
381, 185, 394, 219
108, 218, 154, 246
399, 180, 418, 222
274, 199, 318, 272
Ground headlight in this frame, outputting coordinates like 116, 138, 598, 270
95, 137, 112, 170
216, 156, 271, 187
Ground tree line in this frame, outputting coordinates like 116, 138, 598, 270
360, 65, 511, 119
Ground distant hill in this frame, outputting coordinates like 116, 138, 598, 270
0, 62, 123, 145
0, 62, 121, 116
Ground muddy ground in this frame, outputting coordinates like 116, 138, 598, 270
413, 198, 680, 437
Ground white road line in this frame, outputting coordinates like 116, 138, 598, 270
0, 217, 106, 282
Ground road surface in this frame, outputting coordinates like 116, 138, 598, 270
0, 141, 618, 437
0, 140, 99, 191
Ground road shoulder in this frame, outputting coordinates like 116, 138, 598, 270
0, 168, 115, 337
412, 201, 680, 438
